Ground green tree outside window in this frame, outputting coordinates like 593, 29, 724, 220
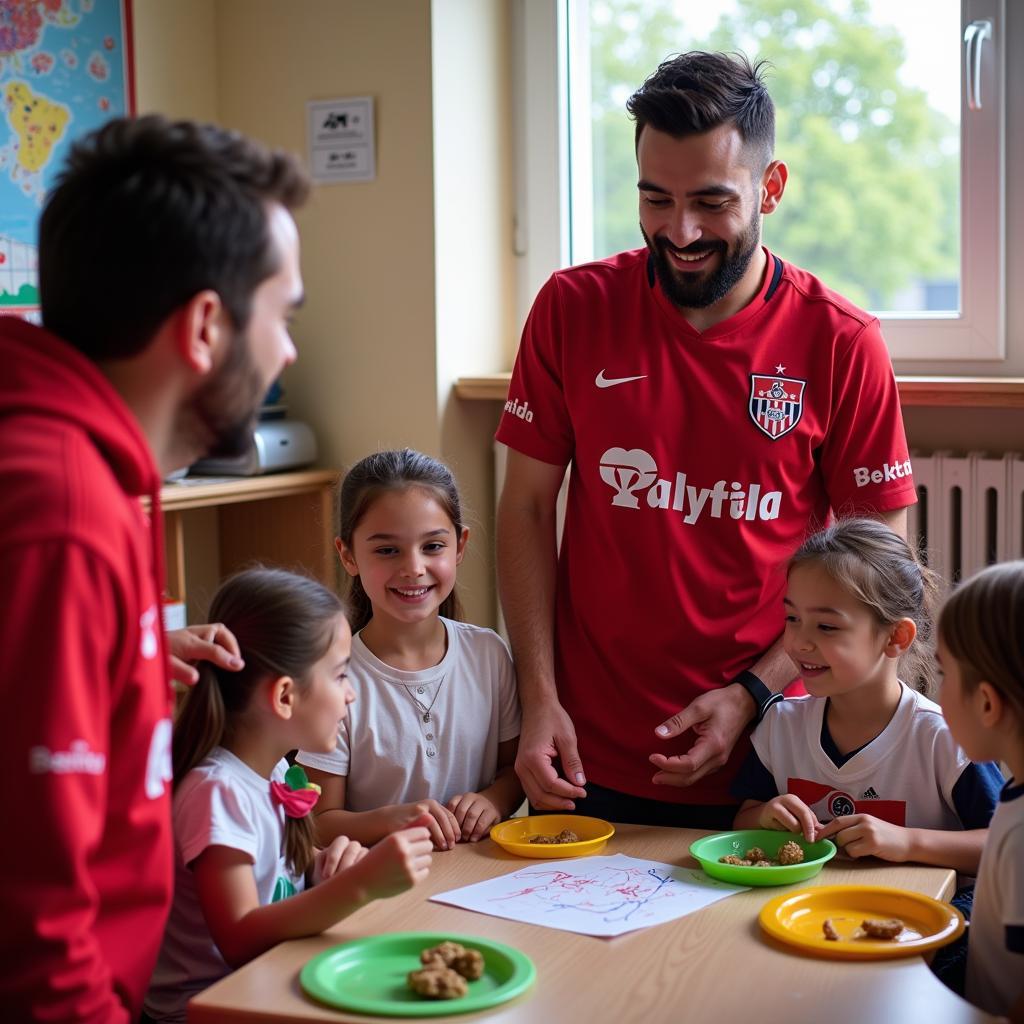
588, 0, 959, 310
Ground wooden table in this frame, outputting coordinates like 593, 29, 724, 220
189, 825, 994, 1024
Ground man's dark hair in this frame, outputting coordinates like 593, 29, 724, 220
39, 115, 310, 359
626, 51, 775, 171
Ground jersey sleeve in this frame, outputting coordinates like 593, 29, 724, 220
493, 633, 522, 743
748, 702, 784, 776
997, 820, 1024, 954
927, 715, 980, 820
729, 743, 780, 803
0, 542, 131, 1023
295, 717, 351, 777
818, 318, 917, 516
176, 770, 262, 868
495, 272, 575, 467
951, 762, 1004, 829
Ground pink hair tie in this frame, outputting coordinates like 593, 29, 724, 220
270, 764, 321, 819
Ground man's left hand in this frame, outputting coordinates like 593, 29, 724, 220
166, 622, 243, 687
649, 684, 755, 787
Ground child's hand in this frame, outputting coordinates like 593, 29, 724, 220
758, 794, 822, 842
311, 835, 366, 885
357, 824, 433, 900
446, 791, 501, 842
386, 800, 461, 851
816, 814, 912, 861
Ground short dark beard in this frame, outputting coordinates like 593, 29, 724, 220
179, 326, 267, 460
642, 202, 761, 310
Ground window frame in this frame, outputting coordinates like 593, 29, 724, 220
511, 0, 1008, 364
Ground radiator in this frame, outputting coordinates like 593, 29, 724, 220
909, 450, 1024, 585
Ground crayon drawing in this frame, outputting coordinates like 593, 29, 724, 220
431, 853, 747, 937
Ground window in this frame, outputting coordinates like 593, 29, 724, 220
513, 0, 1007, 363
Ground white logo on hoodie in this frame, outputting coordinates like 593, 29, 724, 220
140, 604, 158, 659
30, 739, 106, 775
145, 718, 173, 799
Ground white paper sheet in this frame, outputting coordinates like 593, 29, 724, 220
430, 853, 748, 937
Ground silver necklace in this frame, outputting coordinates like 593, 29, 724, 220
403, 676, 445, 722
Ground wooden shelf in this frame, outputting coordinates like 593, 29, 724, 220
456, 373, 1024, 409
454, 373, 514, 401
152, 468, 340, 619
158, 467, 339, 511
895, 376, 1024, 408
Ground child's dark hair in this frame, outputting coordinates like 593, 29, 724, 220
338, 448, 465, 633
789, 518, 940, 693
172, 567, 346, 876
939, 560, 1024, 729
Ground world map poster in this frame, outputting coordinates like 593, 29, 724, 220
0, 0, 133, 318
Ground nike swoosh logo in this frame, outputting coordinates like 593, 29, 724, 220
595, 370, 648, 389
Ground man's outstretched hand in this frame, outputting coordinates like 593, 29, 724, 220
649, 684, 755, 787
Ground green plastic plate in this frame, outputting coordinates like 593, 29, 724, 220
689, 829, 837, 887
300, 931, 536, 1017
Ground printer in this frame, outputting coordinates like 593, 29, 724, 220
189, 419, 318, 476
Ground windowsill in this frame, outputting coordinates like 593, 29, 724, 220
455, 373, 1024, 409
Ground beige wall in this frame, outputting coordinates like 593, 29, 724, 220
133, 0, 219, 121
214, 0, 439, 466
134, 2, 1015, 622
432, 0, 515, 624
132, 0, 514, 626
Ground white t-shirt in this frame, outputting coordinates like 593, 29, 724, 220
966, 781, 1024, 1015
144, 748, 304, 1023
750, 684, 968, 829
296, 618, 520, 809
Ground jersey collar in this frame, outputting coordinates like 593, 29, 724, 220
648, 245, 784, 340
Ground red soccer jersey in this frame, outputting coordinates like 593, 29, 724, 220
496, 248, 916, 805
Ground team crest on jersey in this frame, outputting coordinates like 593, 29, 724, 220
749, 374, 806, 440
825, 790, 857, 818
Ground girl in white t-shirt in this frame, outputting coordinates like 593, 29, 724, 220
144, 568, 433, 1023
732, 518, 1001, 874
938, 561, 1024, 1019
299, 449, 522, 851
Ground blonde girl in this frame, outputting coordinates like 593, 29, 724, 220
298, 449, 522, 850
732, 518, 1002, 874
938, 561, 1024, 1020
143, 568, 432, 1023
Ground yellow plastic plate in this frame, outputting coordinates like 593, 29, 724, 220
759, 884, 965, 960
489, 815, 614, 858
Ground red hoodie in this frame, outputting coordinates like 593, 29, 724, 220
0, 318, 174, 1022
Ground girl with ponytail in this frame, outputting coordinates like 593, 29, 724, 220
144, 568, 433, 1023
296, 450, 523, 852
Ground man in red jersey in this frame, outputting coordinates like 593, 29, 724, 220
0, 116, 308, 1022
496, 52, 914, 827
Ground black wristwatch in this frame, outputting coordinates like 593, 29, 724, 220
732, 670, 784, 723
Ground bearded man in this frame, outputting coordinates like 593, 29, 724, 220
496, 51, 915, 827
0, 115, 308, 1022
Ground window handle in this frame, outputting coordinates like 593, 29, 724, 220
963, 19, 993, 111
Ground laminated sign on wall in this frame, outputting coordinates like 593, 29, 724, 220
307, 96, 376, 184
